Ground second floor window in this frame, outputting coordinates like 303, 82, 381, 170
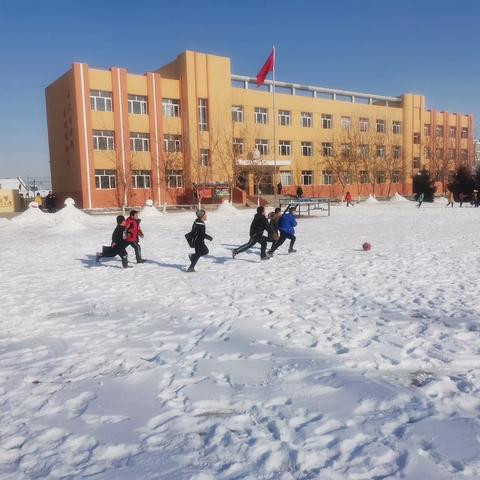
167, 170, 183, 188
392, 171, 401, 183
341, 116, 352, 130
393, 121, 402, 134
449, 126, 456, 138
301, 142, 313, 156
200, 148, 210, 167
376, 171, 386, 184
255, 107, 268, 124
301, 170, 314, 185
198, 98, 208, 131
393, 145, 402, 160
322, 142, 333, 157
461, 127, 469, 139
162, 98, 180, 117
360, 144, 369, 158
131, 170, 151, 189
95, 169, 116, 189
322, 114, 332, 129
232, 105, 244, 123
163, 134, 182, 153
128, 95, 148, 115
280, 170, 293, 185
233, 138, 244, 155
360, 171, 369, 184
376, 119, 385, 133
255, 139, 269, 155
90, 90, 112, 112
322, 170, 333, 185
376, 145, 385, 159
278, 110, 291, 126
279, 140, 291, 156
359, 117, 369, 132
301, 112, 312, 128
130, 132, 149, 152
93, 130, 114, 150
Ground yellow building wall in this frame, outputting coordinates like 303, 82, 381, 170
0, 189, 21, 213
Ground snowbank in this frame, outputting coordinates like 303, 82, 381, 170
364, 194, 379, 204
214, 201, 238, 216
140, 204, 164, 219
10, 203, 54, 226
390, 192, 409, 203
52, 198, 92, 230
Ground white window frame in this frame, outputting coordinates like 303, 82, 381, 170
449, 126, 456, 138
322, 142, 333, 157
163, 135, 182, 153
200, 148, 210, 167
322, 170, 333, 185
393, 146, 402, 160
301, 170, 314, 185
131, 170, 151, 189
360, 171, 369, 184
461, 127, 469, 139
128, 94, 148, 115
90, 90, 113, 112
360, 144, 369, 158
232, 105, 244, 123
300, 112, 312, 128
280, 171, 293, 186
130, 132, 149, 152
359, 117, 369, 132
255, 139, 269, 155
376, 171, 386, 184
341, 143, 352, 157
95, 169, 116, 189
279, 140, 291, 156
162, 98, 180, 117
278, 110, 291, 126
254, 107, 268, 124
301, 142, 313, 157
93, 130, 114, 150
341, 116, 352, 130
392, 121, 402, 134
167, 170, 183, 188
233, 138, 244, 155
322, 114, 332, 129
392, 171, 401, 183
376, 119, 385, 133
198, 98, 208, 131
376, 145, 385, 159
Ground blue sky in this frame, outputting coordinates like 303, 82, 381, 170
0, 0, 478, 183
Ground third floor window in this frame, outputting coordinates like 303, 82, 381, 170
163, 134, 182, 153
322, 114, 332, 129
279, 140, 291, 156
461, 127, 469, 139
198, 98, 208, 131
128, 95, 148, 115
93, 130, 114, 150
301, 112, 312, 128
162, 98, 180, 117
392, 121, 402, 134
255, 139, 269, 155
255, 107, 268, 124
359, 117, 369, 132
301, 141, 313, 156
232, 105, 244, 123
130, 132, 149, 152
90, 90, 112, 112
376, 119, 385, 134
278, 110, 291, 126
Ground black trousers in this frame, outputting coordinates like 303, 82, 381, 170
127, 241, 142, 260
234, 235, 268, 258
189, 242, 209, 268
270, 232, 296, 253
101, 245, 127, 259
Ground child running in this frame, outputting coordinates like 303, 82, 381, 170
187, 209, 213, 272
125, 209, 145, 263
269, 205, 297, 255
96, 215, 130, 268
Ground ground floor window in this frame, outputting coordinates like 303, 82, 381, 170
167, 170, 183, 188
95, 169, 116, 189
132, 170, 151, 189
376, 171, 386, 184
360, 171, 369, 184
301, 170, 313, 186
322, 170, 333, 185
392, 171, 401, 183
280, 171, 293, 186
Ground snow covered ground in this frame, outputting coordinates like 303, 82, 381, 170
1, 200, 480, 479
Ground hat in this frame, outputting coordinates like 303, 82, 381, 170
196, 209, 206, 218
129, 209, 138, 216
116, 215, 125, 224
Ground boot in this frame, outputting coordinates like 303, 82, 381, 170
96, 252, 102, 263
260, 255, 270, 261
231, 250, 237, 259
187, 266, 195, 272
121, 257, 131, 268
136, 257, 146, 264
288, 248, 297, 253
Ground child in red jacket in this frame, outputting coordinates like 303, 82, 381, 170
125, 210, 145, 263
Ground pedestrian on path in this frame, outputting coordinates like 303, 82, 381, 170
186, 209, 212, 272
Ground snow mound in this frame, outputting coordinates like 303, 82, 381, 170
64, 197, 76, 206
140, 204, 164, 219
365, 194, 379, 204
51, 199, 92, 232
215, 201, 238, 216
390, 192, 409, 203
11, 204, 54, 226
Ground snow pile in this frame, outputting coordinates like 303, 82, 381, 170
214, 201, 238, 216
390, 192, 409, 203
10, 202, 54, 226
140, 204, 164, 219
53, 198, 92, 226
364, 194, 379, 204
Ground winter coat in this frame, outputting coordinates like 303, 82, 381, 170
112, 225, 128, 249
345, 193, 352, 202
249, 213, 274, 237
45, 194, 56, 209
278, 212, 297, 235
191, 219, 212, 245
125, 217, 143, 242
269, 216, 280, 236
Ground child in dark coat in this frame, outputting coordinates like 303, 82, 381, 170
96, 215, 130, 268
187, 210, 213, 272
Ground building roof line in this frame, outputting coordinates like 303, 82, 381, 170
231, 74, 403, 103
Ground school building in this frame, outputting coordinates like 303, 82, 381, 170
45, 50, 474, 209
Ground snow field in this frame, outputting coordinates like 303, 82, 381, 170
1, 201, 480, 478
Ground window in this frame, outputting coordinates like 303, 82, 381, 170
232, 105, 244, 123
322, 170, 333, 185
359, 118, 369, 132
424, 146, 430, 159
163, 135, 182, 153
254, 107, 268, 124
167, 170, 183, 188
93, 130, 114, 150
322, 114, 332, 129
449, 126, 456, 138
376, 119, 385, 133
436, 125, 444, 137
461, 127, 469, 139
278, 110, 291, 126
376, 171, 386, 184
322, 142, 333, 157
301, 141, 313, 156
279, 140, 291, 156
360, 144, 369, 158
128, 95, 148, 114
341, 116, 352, 130
393, 146, 402, 160
130, 132, 149, 152
162, 98, 180, 117
413, 133, 420, 144
200, 148, 210, 167
301, 112, 312, 128
392, 171, 401, 183
131, 170, 151, 189
424, 124, 431, 137
360, 171, 369, 184
436, 148, 444, 160
301, 170, 314, 185
198, 98, 208, 131
341, 143, 352, 157
233, 138, 244, 155
449, 148, 456, 160
413, 157, 421, 169
90, 90, 112, 112
461, 149, 468, 161
376, 145, 385, 159
280, 171, 293, 186
392, 121, 402, 134
255, 139, 269, 155
95, 169, 116, 189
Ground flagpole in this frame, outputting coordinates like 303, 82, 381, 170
272, 45, 277, 206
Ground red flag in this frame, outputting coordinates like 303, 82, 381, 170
256, 48, 275, 87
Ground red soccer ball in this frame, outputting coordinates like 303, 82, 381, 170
362, 242, 371, 251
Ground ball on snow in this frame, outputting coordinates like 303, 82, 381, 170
362, 242, 371, 251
